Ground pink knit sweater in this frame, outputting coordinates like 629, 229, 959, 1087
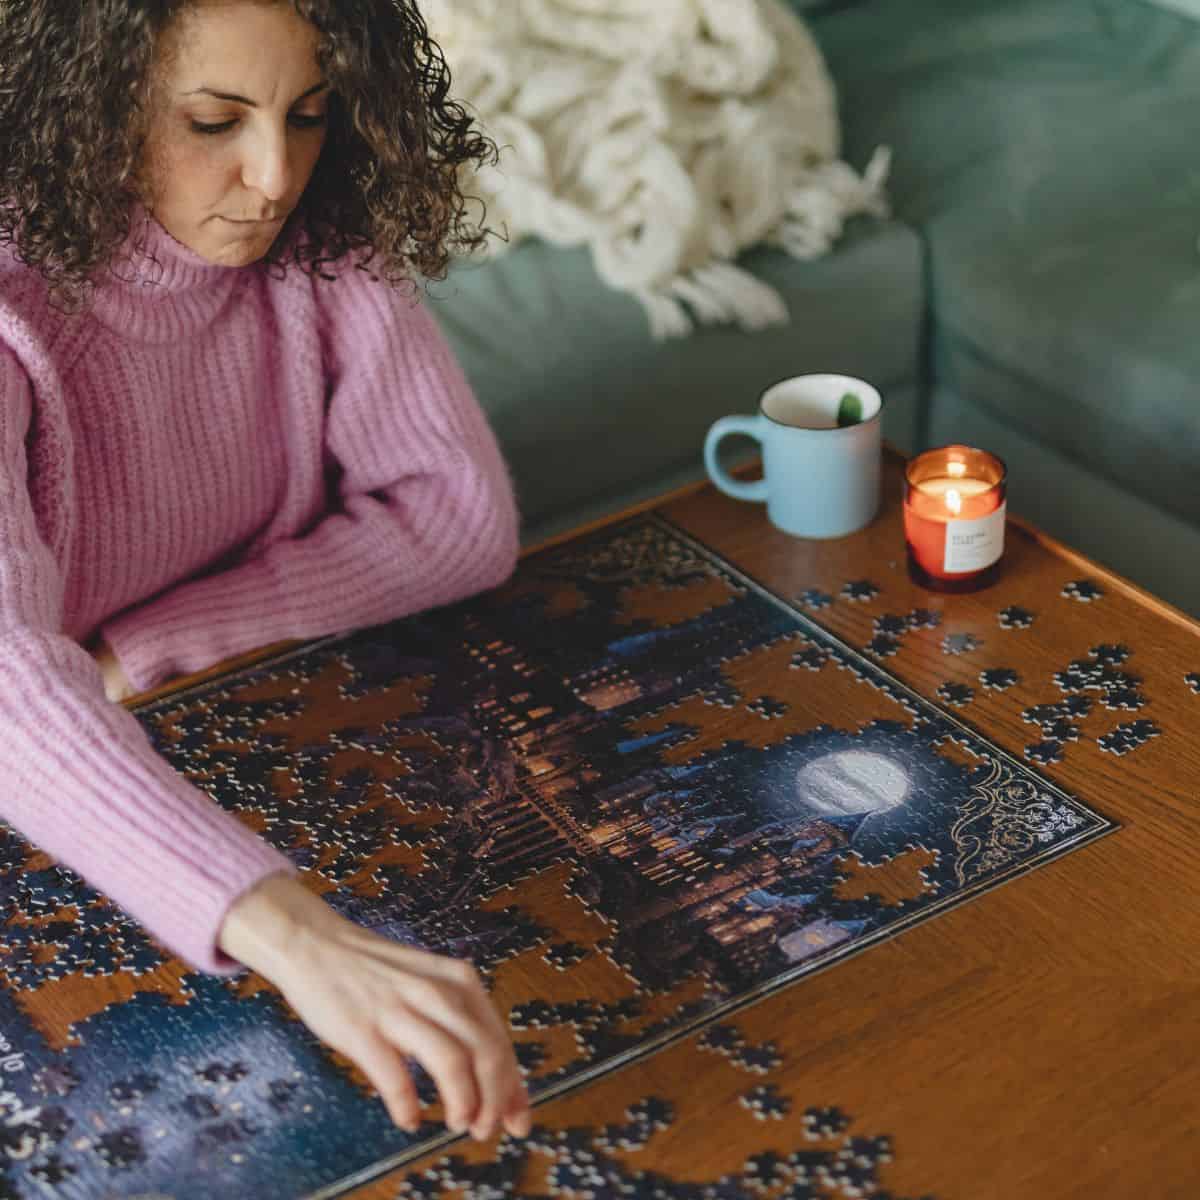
0, 216, 520, 974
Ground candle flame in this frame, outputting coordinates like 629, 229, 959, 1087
947, 460, 967, 478
946, 487, 963, 515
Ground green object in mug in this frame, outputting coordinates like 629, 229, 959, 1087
836, 392, 863, 427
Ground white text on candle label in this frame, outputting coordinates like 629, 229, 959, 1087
944, 503, 1006, 573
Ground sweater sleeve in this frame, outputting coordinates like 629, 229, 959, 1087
0, 346, 297, 974
101, 284, 520, 694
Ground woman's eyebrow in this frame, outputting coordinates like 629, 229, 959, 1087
183, 82, 329, 106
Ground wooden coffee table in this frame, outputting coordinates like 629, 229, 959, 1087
330, 453, 1200, 1199
8, 453, 1197, 1200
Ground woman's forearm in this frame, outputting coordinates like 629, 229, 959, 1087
218, 871, 325, 981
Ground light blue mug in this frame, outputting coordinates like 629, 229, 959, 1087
703, 374, 883, 539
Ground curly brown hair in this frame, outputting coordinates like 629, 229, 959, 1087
0, 0, 496, 302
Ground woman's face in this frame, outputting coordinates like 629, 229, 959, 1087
141, 0, 330, 267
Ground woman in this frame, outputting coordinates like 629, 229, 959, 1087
0, 0, 532, 1142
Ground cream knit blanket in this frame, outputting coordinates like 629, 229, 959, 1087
425, 0, 890, 338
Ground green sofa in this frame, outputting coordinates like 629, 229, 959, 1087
431, 0, 1200, 617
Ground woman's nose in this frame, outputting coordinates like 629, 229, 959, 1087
241, 131, 292, 204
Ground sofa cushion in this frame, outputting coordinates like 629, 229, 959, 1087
429, 220, 924, 536
1139, 0, 1200, 20
811, 0, 1200, 529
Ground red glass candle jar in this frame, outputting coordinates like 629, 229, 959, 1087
904, 445, 1007, 593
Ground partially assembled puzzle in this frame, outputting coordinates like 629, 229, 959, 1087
0, 516, 1114, 1198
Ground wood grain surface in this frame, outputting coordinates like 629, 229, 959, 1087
137, 455, 1200, 1199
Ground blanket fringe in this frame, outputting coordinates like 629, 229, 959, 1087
430, 0, 891, 339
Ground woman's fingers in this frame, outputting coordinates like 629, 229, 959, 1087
397, 968, 526, 1141
85, 637, 134, 702
466, 1044, 516, 1142
342, 1024, 422, 1131
377, 1001, 481, 1134
259, 905, 534, 1141
503, 1077, 534, 1138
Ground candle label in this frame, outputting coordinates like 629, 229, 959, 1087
944, 503, 1006, 573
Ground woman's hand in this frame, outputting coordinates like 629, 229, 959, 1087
219, 873, 532, 1141
86, 636, 136, 703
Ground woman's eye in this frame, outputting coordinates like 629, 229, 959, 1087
187, 113, 326, 136
190, 119, 237, 136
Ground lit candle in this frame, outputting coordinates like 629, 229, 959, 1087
904, 445, 1007, 592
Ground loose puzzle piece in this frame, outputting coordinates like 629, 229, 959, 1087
1062, 580, 1104, 603
841, 581, 881, 603
907, 609, 942, 631
936, 683, 973, 707
740, 1084, 791, 1121
867, 635, 901, 658
797, 590, 833, 612
998, 606, 1035, 630
940, 633, 981, 656
696, 1023, 784, 1076
980, 668, 1020, 692
873, 615, 910, 638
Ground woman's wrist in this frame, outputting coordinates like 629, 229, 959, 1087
218, 871, 330, 982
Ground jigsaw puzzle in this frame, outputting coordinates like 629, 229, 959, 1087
0, 516, 1115, 1198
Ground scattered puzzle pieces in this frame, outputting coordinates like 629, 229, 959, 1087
998, 606, 1035, 630
907, 609, 942, 630
941, 633, 981, 656
740, 1084, 791, 1121
842, 581, 881, 603
697, 1025, 785, 1076
804, 1106, 852, 1140
798, 589, 833, 611
1063, 580, 1104, 603
980, 668, 1020, 691
732, 1042, 783, 1076
1097, 720, 1161, 756
937, 683, 974, 707
395, 1096, 928, 1199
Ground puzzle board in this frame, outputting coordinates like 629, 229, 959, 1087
0, 516, 1115, 1199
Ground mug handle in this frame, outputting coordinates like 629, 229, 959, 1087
704, 415, 769, 503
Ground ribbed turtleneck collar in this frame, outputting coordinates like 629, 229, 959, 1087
89, 210, 246, 344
